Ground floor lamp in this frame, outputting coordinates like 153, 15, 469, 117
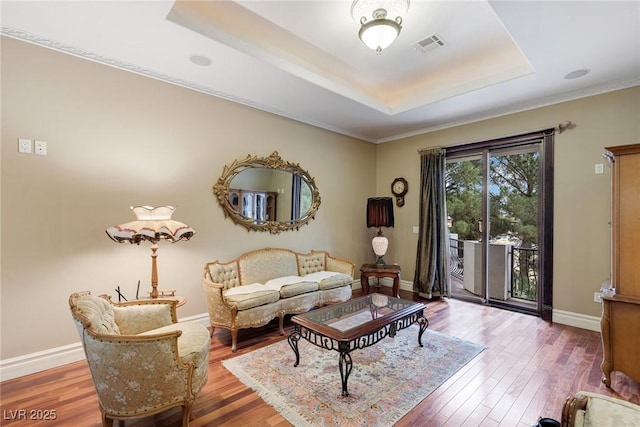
367, 197, 394, 266
106, 206, 195, 298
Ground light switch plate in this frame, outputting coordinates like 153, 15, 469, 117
595, 163, 604, 174
18, 138, 32, 153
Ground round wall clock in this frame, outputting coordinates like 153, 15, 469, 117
391, 177, 408, 207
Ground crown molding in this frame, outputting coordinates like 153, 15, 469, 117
3, 25, 639, 145
1, 25, 372, 142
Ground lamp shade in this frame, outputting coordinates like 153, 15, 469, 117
106, 206, 194, 244
367, 197, 395, 228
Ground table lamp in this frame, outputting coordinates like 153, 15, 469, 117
366, 197, 394, 265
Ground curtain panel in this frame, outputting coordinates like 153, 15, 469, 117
414, 147, 451, 298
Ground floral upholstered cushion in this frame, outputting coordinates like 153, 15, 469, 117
139, 322, 210, 367
74, 294, 120, 335
265, 276, 318, 298
303, 271, 353, 290
223, 287, 281, 311
580, 391, 640, 426
277, 281, 318, 298
114, 304, 174, 335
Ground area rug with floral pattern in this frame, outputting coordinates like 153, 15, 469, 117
222, 325, 485, 426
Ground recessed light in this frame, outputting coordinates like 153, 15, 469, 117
564, 69, 590, 80
189, 55, 212, 67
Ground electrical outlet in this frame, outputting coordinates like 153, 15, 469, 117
35, 140, 47, 155
18, 138, 32, 154
594, 292, 603, 303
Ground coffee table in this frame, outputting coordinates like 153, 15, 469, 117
288, 293, 428, 396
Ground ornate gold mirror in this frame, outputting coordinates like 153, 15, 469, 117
213, 152, 321, 233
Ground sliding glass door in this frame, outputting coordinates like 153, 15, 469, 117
447, 155, 484, 303
445, 130, 553, 318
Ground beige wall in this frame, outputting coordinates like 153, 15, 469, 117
2, 35, 640, 363
376, 86, 640, 318
0, 37, 375, 359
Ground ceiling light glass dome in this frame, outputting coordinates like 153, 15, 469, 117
352, 0, 410, 54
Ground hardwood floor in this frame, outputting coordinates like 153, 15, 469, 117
2, 289, 639, 426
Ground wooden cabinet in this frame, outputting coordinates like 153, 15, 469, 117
601, 143, 640, 387
229, 189, 278, 221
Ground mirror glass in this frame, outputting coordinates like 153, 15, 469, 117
213, 152, 320, 233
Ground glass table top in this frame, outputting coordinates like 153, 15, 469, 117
293, 293, 424, 334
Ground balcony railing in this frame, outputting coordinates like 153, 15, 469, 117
449, 238, 537, 302
510, 246, 537, 301
449, 238, 464, 280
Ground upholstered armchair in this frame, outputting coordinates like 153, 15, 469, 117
561, 391, 640, 426
69, 291, 210, 427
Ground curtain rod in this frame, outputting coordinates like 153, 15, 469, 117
422, 121, 576, 155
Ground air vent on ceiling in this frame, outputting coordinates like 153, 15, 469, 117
412, 34, 445, 54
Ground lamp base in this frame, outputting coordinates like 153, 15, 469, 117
372, 230, 389, 267
150, 244, 159, 298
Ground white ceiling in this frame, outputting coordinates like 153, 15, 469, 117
2, 1, 639, 143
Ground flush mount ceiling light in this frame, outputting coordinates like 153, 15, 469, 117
351, 0, 410, 54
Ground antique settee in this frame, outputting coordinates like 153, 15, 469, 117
69, 291, 210, 427
561, 391, 640, 426
202, 248, 355, 351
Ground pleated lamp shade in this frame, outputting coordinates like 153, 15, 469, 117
366, 197, 394, 265
106, 206, 194, 298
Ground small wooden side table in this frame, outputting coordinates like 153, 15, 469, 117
360, 264, 401, 298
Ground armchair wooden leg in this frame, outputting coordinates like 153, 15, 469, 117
231, 328, 238, 352
100, 409, 113, 427
182, 401, 193, 427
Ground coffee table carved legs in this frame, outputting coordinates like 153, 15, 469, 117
417, 316, 429, 347
288, 331, 301, 367
338, 342, 353, 397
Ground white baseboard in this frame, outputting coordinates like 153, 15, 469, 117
0, 313, 210, 382
368, 279, 601, 332
0, 343, 86, 382
552, 309, 601, 332
355, 278, 413, 292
